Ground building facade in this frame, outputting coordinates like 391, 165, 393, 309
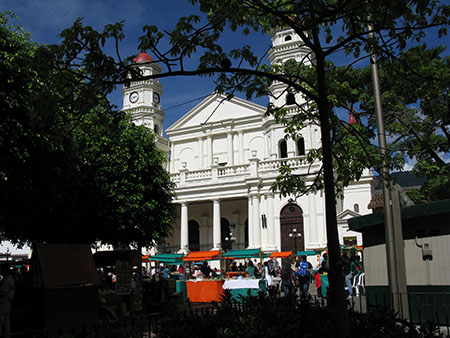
122, 27, 375, 255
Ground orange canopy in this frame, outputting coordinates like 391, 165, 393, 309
184, 250, 221, 261
270, 251, 293, 258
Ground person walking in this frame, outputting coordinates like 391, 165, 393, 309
0, 264, 15, 338
263, 261, 273, 288
245, 260, 257, 278
296, 255, 314, 300
281, 259, 295, 296
342, 252, 353, 299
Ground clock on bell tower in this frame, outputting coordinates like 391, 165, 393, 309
122, 51, 169, 154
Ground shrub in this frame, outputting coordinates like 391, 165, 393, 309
155, 291, 446, 338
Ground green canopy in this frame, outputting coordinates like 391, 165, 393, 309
146, 253, 183, 265
295, 250, 318, 257
222, 249, 269, 259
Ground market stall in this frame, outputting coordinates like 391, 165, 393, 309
143, 253, 184, 307
223, 278, 266, 300
221, 249, 269, 299
185, 279, 225, 302
269, 251, 293, 259
184, 250, 221, 262
33, 243, 100, 332
94, 249, 144, 314
183, 250, 223, 302
222, 248, 269, 260
296, 250, 319, 257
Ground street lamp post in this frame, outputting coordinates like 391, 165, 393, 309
225, 232, 236, 250
289, 228, 302, 254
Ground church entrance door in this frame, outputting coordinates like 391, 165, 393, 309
188, 220, 200, 252
280, 204, 304, 252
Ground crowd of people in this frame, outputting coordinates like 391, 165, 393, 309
148, 249, 364, 300
279, 250, 364, 300
153, 257, 280, 281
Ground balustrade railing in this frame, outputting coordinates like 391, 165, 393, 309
171, 156, 311, 186
217, 164, 250, 177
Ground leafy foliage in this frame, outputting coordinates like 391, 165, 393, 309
375, 46, 450, 201
0, 12, 175, 247
156, 292, 446, 338
21, 0, 449, 317
328, 45, 450, 201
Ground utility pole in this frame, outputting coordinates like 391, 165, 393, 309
368, 22, 409, 319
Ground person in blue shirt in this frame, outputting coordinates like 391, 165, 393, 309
295, 255, 314, 299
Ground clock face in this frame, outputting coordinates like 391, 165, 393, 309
129, 91, 139, 103
153, 92, 160, 104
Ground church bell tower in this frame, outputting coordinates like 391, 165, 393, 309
268, 27, 311, 108
122, 51, 169, 154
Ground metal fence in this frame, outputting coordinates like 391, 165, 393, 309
11, 290, 450, 337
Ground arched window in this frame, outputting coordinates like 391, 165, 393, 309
244, 219, 249, 249
354, 204, 360, 213
154, 124, 160, 135
297, 138, 305, 156
286, 93, 296, 105
279, 140, 288, 158
188, 220, 200, 251
285, 35, 292, 41
221, 218, 232, 251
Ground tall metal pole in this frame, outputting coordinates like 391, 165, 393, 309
368, 23, 409, 318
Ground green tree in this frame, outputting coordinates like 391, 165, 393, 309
0, 12, 175, 248
69, 109, 175, 247
46, 0, 449, 321
321, 45, 450, 202
373, 46, 450, 201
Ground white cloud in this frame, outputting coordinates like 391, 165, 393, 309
401, 157, 417, 172
439, 151, 450, 164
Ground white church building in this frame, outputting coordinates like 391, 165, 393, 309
121, 26, 375, 255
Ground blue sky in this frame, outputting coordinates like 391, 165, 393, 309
0, 0, 271, 129
1, 1, 448, 133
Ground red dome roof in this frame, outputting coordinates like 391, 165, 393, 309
348, 113, 357, 125
133, 51, 153, 63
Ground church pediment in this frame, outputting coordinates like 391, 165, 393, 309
166, 93, 266, 133
337, 209, 360, 221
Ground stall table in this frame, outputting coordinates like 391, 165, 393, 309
186, 280, 225, 303
225, 271, 247, 279
223, 279, 266, 300
176, 280, 187, 302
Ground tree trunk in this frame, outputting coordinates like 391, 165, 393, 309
315, 53, 348, 335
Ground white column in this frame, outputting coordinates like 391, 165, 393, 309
263, 131, 269, 159
170, 142, 175, 172
261, 195, 268, 247
239, 131, 244, 164
252, 194, 261, 248
213, 199, 221, 249
318, 192, 326, 246
180, 203, 189, 253
266, 192, 276, 250
287, 139, 296, 157
247, 196, 253, 248
227, 132, 234, 165
309, 193, 318, 246
207, 135, 213, 167
270, 128, 277, 159
198, 137, 204, 168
